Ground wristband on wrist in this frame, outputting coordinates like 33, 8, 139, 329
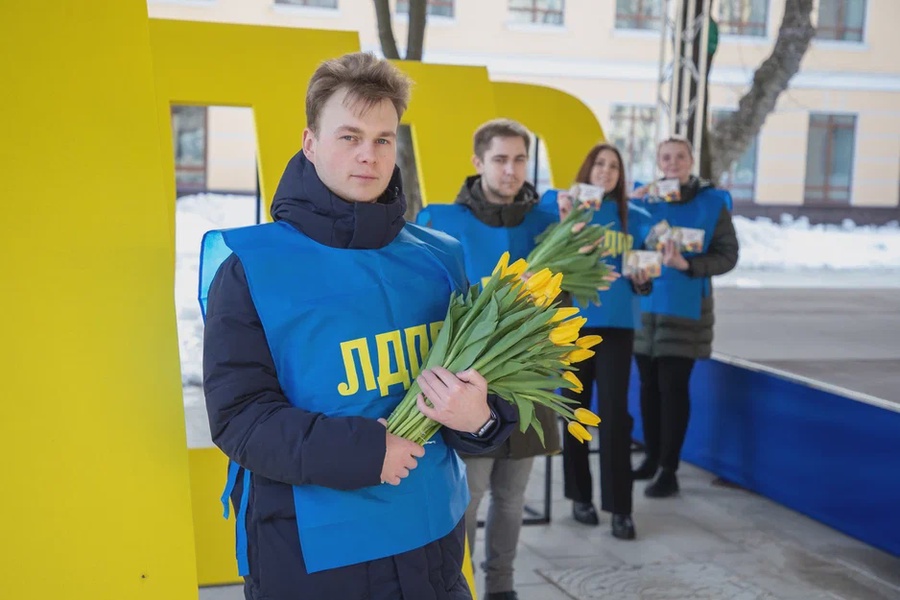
472, 409, 497, 438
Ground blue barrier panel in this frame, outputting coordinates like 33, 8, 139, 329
627, 357, 900, 558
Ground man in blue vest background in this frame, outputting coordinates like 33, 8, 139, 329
417, 119, 561, 600
199, 52, 516, 600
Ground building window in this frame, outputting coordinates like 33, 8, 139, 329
718, 0, 768, 37
171, 105, 207, 193
804, 113, 856, 204
396, 0, 454, 17
508, 0, 565, 25
527, 135, 554, 195
608, 105, 658, 189
615, 0, 662, 31
712, 111, 758, 203
816, 0, 865, 42
274, 0, 338, 8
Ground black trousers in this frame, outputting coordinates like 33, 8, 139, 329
634, 354, 696, 472
562, 327, 635, 515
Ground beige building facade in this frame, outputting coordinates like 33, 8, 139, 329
150, 0, 900, 218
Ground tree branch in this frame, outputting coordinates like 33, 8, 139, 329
372, 0, 401, 59
709, 0, 815, 180
405, 0, 428, 60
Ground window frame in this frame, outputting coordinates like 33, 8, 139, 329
608, 104, 658, 190
803, 112, 857, 205
507, 0, 566, 27
272, 0, 338, 8
171, 105, 209, 195
717, 0, 769, 38
614, 0, 662, 31
396, 0, 455, 18
711, 110, 759, 204
815, 0, 866, 43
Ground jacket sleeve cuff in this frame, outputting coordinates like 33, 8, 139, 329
632, 279, 653, 296
441, 395, 517, 455
304, 416, 386, 490
684, 257, 698, 278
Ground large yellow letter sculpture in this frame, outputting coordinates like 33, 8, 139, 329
2, 5, 606, 597
2, 3, 197, 599
491, 81, 606, 189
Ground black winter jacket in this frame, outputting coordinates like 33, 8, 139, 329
202, 152, 516, 600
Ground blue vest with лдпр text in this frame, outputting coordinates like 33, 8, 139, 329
538, 190, 654, 329
416, 203, 556, 285
198, 220, 470, 574
634, 187, 730, 320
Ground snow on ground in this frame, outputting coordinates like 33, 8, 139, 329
730, 214, 900, 270
174, 194, 900, 392
175, 194, 259, 391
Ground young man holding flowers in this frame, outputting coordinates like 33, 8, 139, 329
417, 119, 561, 600
199, 52, 516, 600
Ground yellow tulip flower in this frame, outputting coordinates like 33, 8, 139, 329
551, 307, 580, 323
523, 268, 552, 292
574, 408, 601, 427
492, 251, 510, 277
507, 258, 529, 279
550, 326, 580, 346
564, 348, 595, 363
567, 421, 593, 443
575, 335, 603, 349
550, 317, 587, 346
562, 371, 583, 394
541, 272, 563, 303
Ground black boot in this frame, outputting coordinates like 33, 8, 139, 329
645, 469, 679, 498
572, 501, 599, 525
632, 457, 658, 480
485, 592, 518, 600
611, 513, 636, 540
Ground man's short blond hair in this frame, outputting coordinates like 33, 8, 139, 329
306, 52, 412, 132
473, 118, 531, 158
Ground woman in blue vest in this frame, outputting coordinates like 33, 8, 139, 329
630, 137, 739, 498
552, 144, 653, 541
200, 53, 516, 600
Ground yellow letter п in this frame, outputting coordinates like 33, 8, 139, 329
403, 324, 431, 380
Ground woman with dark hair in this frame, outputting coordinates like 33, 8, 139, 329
550, 143, 653, 540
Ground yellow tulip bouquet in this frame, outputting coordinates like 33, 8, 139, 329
386, 252, 601, 447
526, 206, 618, 306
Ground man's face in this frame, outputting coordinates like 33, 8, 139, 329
473, 135, 529, 204
657, 141, 694, 184
302, 87, 398, 203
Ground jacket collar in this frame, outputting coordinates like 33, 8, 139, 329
270, 151, 407, 249
453, 175, 538, 227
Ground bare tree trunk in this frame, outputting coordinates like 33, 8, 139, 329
397, 125, 422, 220
406, 0, 427, 60
709, 0, 815, 180
372, 0, 428, 219
373, 0, 400, 59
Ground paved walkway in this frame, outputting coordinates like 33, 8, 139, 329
199, 454, 900, 600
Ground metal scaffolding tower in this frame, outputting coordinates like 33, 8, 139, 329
655, 0, 713, 174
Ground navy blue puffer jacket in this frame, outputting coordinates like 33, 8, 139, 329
203, 151, 517, 600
